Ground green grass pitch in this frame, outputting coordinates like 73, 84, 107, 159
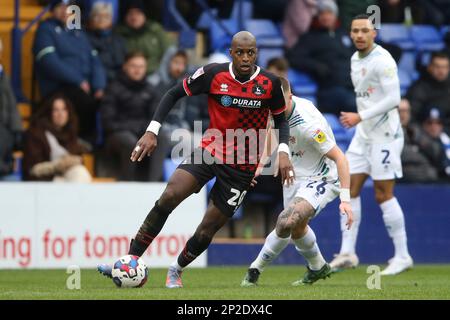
1, 265, 449, 300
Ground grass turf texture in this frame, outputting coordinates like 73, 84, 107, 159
0, 265, 449, 300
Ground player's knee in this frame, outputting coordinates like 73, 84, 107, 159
159, 185, 181, 211
374, 189, 393, 204
194, 228, 215, 245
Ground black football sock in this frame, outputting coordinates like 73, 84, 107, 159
128, 200, 172, 256
177, 234, 212, 268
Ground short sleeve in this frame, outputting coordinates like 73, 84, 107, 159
269, 77, 286, 115
308, 126, 336, 155
182, 63, 216, 96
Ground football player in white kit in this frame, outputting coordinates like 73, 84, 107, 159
330, 14, 413, 275
241, 78, 353, 286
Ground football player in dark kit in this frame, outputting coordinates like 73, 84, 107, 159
98, 31, 295, 288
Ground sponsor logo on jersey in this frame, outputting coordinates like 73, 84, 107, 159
252, 83, 266, 96
291, 150, 305, 157
221, 95, 233, 107
220, 83, 229, 92
220, 96, 262, 108
356, 86, 375, 98
312, 129, 327, 143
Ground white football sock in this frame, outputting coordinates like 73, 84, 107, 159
339, 196, 361, 255
292, 226, 326, 271
250, 229, 290, 272
380, 197, 410, 260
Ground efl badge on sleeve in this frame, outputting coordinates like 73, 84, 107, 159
313, 129, 327, 143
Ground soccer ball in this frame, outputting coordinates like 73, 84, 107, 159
112, 255, 148, 288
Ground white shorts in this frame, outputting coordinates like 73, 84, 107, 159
346, 136, 404, 180
283, 178, 340, 217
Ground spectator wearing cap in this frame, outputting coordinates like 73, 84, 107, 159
286, 0, 356, 115
87, 2, 127, 82
406, 51, 450, 131
420, 107, 450, 181
116, 0, 173, 74
33, 0, 106, 143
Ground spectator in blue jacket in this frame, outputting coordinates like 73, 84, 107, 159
33, 0, 106, 143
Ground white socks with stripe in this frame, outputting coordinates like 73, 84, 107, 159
293, 226, 326, 271
380, 197, 410, 260
250, 230, 290, 272
339, 196, 361, 255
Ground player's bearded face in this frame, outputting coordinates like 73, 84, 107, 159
350, 19, 376, 51
230, 46, 257, 76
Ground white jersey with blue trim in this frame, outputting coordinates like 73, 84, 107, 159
287, 96, 338, 181
351, 44, 403, 143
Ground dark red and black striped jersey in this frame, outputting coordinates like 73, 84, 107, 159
182, 62, 286, 172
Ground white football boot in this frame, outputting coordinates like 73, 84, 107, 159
329, 253, 359, 272
380, 256, 414, 276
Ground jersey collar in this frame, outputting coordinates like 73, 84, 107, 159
228, 62, 260, 84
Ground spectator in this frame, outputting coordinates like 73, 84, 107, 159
282, 0, 318, 48
286, 0, 356, 115
148, 47, 190, 136
87, 2, 127, 82
33, 0, 106, 143
23, 93, 92, 182
399, 99, 441, 182
101, 52, 169, 181
266, 57, 289, 79
420, 107, 450, 181
406, 51, 450, 130
116, 0, 173, 74
0, 38, 22, 177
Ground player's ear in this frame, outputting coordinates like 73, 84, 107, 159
228, 48, 232, 56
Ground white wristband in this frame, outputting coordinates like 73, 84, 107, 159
278, 143, 290, 155
340, 188, 350, 202
146, 121, 161, 136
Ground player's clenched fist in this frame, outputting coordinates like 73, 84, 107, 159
130, 131, 158, 162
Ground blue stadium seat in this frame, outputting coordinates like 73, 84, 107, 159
257, 48, 284, 68
441, 25, 450, 36
243, 19, 284, 47
230, 0, 253, 21
196, 9, 218, 29
210, 19, 239, 50
398, 51, 416, 76
398, 69, 412, 95
288, 69, 318, 96
410, 25, 445, 51
377, 23, 414, 50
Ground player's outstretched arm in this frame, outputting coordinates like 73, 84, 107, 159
272, 112, 295, 186
130, 83, 187, 162
326, 146, 353, 229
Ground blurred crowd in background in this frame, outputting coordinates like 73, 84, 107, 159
0, 0, 449, 187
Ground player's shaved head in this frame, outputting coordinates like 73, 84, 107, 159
229, 31, 258, 77
231, 31, 256, 48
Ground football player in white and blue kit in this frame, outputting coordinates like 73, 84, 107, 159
241, 78, 353, 286
331, 14, 413, 275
